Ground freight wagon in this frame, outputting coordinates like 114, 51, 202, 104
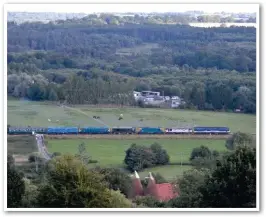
79, 127, 110, 134
111, 127, 136, 134
8, 127, 47, 135
47, 127, 79, 135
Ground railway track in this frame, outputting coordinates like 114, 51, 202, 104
8, 134, 232, 140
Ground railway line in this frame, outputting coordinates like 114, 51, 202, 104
8, 133, 232, 140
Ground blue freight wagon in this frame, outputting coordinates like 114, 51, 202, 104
111, 127, 136, 134
79, 127, 110, 134
193, 126, 230, 134
137, 127, 164, 134
47, 127, 78, 135
8, 127, 32, 135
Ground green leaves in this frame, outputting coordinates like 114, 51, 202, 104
7, 155, 26, 208
124, 143, 170, 172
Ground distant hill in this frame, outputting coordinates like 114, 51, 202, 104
7, 12, 88, 24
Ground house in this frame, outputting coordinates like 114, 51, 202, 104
141, 91, 160, 97
130, 171, 179, 202
133, 91, 142, 101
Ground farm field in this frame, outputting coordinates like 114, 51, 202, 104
46, 138, 226, 180
7, 100, 256, 134
7, 136, 227, 180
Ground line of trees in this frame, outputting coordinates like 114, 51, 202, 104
7, 18, 256, 113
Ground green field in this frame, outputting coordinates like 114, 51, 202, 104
46, 138, 227, 180
7, 135, 227, 180
7, 100, 256, 133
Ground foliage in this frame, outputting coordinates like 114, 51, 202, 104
225, 132, 254, 150
21, 178, 39, 208
150, 142, 170, 165
91, 167, 132, 197
199, 146, 256, 208
36, 154, 119, 208
7, 155, 26, 208
168, 146, 256, 208
7, 20, 256, 113
28, 152, 44, 163
76, 142, 90, 164
190, 146, 221, 170
108, 190, 133, 208
124, 143, 169, 172
133, 196, 166, 208
190, 146, 212, 161
141, 172, 167, 187
166, 168, 210, 208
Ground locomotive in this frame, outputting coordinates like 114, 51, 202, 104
7, 126, 230, 135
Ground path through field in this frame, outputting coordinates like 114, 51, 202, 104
63, 105, 110, 127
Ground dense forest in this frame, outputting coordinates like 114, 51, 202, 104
7, 14, 256, 113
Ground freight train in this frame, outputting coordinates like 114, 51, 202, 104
7, 126, 230, 135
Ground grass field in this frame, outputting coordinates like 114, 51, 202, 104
8, 100, 256, 133
7, 135, 227, 180
46, 138, 226, 180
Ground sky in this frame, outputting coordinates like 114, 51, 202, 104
5, 3, 259, 14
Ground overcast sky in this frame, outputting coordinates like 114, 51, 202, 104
6, 4, 258, 14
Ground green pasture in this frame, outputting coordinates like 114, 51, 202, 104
7, 100, 256, 134
47, 138, 226, 180
7, 135, 227, 180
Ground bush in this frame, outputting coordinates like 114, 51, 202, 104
190, 146, 212, 161
124, 143, 169, 171
28, 152, 43, 163
225, 132, 254, 150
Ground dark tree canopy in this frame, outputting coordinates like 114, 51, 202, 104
200, 146, 256, 208
7, 155, 26, 208
124, 143, 169, 172
225, 132, 254, 150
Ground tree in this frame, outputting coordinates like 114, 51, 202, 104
21, 178, 39, 208
190, 146, 212, 161
48, 88, 58, 101
199, 146, 256, 208
166, 168, 210, 208
7, 154, 25, 208
225, 132, 254, 150
76, 142, 90, 165
108, 190, 132, 208
133, 196, 166, 208
141, 172, 167, 187
37, 154, 117, 208
124, 144, 156, 172
92, 167, 132, 197
150, 143, 170, 165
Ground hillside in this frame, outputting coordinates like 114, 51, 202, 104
7, 14, 256, 114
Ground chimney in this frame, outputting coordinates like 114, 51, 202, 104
130, 170, 143, 198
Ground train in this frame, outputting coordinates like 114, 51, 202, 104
7, 126, 231, 135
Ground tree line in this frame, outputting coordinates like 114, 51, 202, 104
7, 19, 256, 113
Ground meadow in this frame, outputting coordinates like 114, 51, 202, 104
7, 135, 227, 180
46, 138, 226, 180
7, 100, 256, 134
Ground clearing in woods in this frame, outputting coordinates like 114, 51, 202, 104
7, 100, 256, 134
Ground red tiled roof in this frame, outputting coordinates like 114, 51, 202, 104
154, 183, 179, 202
